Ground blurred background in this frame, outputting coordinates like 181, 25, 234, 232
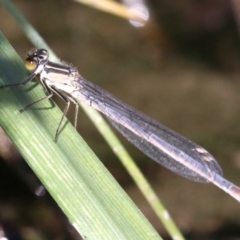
1, 0, 240, 239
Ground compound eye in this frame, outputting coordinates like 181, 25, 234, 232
25, 58, 37, 71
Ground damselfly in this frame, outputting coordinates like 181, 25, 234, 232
1, 48, 240, 202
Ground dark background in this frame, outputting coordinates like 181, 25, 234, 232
0, 0, 240, 239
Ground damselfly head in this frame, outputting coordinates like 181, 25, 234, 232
25, 48, 49, 71
25, 57, 37, 71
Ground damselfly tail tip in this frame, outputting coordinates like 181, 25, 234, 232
229, 184, 240, 202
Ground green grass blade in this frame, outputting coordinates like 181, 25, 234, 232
1, 1, 185, 239
0, 33, 162, 239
